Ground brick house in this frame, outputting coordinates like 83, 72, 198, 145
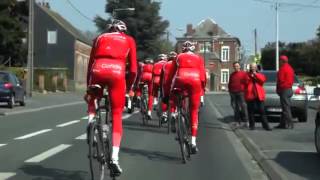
34, 3, 92, 91
176, 18, 241, 91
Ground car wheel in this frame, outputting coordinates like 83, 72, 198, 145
19, 95, 26, 106
298, 110, 307, 122
315, 121, 320, 154
8, 95, 15, 109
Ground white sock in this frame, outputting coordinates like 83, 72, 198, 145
148, 110, 152, 116
191, 136, 196, 146
112, 146, 120, 163
88, 114, 95, 124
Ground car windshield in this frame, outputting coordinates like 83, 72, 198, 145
0, 73, 10, 84
262, 71, 299, 83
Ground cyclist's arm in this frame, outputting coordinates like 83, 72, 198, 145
87, 38, 97, 86
127, 36, 137, 91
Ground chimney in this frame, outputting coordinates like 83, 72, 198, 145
45, 2, 50, 9
186, 24, 193, 36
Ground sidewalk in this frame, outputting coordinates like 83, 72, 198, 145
0, 91, 85, 116
209, 94, 320, 180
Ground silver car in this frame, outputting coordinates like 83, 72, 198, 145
262, 70, 308, 122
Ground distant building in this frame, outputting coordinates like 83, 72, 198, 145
176, 18, 241, 91
34, 2, 92, 91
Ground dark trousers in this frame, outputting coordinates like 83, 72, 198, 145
230, 92, 248, 123
247, 100, 270, 129
279, 89, 293, 126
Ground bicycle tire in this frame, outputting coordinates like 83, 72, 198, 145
177, 108, 188, 164
88, 123, 96, 180
167, 111, 171, 134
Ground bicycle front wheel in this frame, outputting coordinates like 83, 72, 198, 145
177, 110, 188, 164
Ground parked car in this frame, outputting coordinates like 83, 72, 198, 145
0, 71, 26, 108
261, 70, 308, 122
312, 87, 320, 155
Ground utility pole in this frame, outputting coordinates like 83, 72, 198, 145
254, 28, 258, 56
275, 2, 279, 71
27, 0, 34, 97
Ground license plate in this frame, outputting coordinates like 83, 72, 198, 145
267, 108, 282, 112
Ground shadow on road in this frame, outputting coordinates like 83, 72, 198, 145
121, 146, 181, 164
17, 165, 88, 180
123, 119, 167, 134
274, 151, 320, 180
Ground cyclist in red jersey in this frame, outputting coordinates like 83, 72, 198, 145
161, 51, 177, 124
170, 41, 206, 154
85, 20, 137, 174
139, 58, 154, 119
152, 54, 168, 119
134, 62, 144, 99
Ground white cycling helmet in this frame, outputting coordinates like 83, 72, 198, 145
158, 54, 167, 60
168, 51, 177, 59
182, 41, 195, 52
109, 19, 127, 32
144, 58, 154, 64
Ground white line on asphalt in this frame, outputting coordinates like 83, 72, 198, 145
56, 120, 80, 127
262, 149, 316, 153
75, 133, 86, 140
0, 144, 7, 147
25, 144, 72, 163
0, 172, 16, 179
14, 129, 52, 140
207, 100, 223, 119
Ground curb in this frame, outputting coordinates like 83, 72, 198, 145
0, 101, 85, 116
232, 128, 287, 180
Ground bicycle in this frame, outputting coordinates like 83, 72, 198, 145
140, 84, 149, 125
86, 85, 117, 180
172, 89, 192, 163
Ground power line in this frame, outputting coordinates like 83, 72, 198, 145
254, 0, 320, 8
64, 0, 94, 22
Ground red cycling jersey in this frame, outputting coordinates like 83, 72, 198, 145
87, 32, 137, 147
161, 58, 177, 113
139, 63, 154, 111
134, 62, 144, 97
170, 52, 205, 137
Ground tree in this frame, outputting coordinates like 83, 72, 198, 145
94, 0, 170, 59
0, 0, 27, 66
317, 25, 320, 40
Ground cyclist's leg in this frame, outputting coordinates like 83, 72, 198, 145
188, 82, 201, 148
87, 79, 103, 123
147, 81, 154, 116
107, 79, 125, 160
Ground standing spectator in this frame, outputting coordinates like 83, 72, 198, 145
275, 55, 295, 129
245, 63, 271, 131
228, 62, 249, 127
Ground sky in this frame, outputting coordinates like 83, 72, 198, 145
47, 0, 320, 55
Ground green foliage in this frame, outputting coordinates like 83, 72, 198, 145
317, 25, 320, 40
0, 0, 27, 66
0, 65, 25, 79
95, 0, 170, 59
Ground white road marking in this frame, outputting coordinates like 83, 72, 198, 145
56, 120, 80, 127
14, 129, 52, 140
0, 144, 7, 147
0, 172, 16, 179
25, 144, 72, 163
75, 133, 87, 140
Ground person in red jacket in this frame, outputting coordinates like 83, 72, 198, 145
245, 63, 271, 131
170, 41, 206, 154
228, 62, 249, 127
161, 51, 177, 124
85, 20, 137, 174
139, 58, 154, 119
275, 55, 295, 129
152, 54, 168, 118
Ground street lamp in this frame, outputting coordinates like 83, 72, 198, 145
112, 8, 135, 18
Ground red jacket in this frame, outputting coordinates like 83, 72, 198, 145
277, 63, 294, 93
244, 72, 266, 101
87, 32, 137, 88
228, 71, 247, 93
140, 63, 153, 83
153, 60, 167, 85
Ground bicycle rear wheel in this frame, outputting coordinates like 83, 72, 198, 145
88, 124, 106, 180
177, 109, 189, 163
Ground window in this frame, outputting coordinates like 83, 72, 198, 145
221, 69, 229, 84
47, 30, 57, 44
221, 46, 230, 62
199, 42, 212, 53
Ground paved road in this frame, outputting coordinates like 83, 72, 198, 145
209, 93, 320, 180
0, 94, 267, 180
